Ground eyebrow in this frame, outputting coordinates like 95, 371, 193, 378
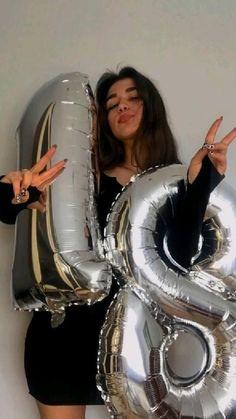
106, 86, 137, 103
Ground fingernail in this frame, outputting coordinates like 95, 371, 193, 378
219, 116, 223, 120
64, 158, 68, 163
52, 144, 58, 148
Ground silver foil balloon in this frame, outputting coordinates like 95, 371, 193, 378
98, 165, 236, 418
98, 286, 236, 418
12, 72, 111, 322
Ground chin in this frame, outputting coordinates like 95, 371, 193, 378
118, 129, 139, 143
118, 135, 135, 144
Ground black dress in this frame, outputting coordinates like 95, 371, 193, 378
0, 158, 223, 405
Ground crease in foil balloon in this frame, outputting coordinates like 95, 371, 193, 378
98, 164, 236, 418
12, 72, 112, 324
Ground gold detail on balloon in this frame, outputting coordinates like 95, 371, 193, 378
31, 103, 55, 285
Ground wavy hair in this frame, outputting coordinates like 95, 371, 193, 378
96, 66, 180, 171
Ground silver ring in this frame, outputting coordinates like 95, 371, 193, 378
11, 190, 30, 205
202, 143, 215, 150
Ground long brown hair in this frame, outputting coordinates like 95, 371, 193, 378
96, 66, 180, 171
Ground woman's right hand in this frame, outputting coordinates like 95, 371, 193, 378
1, 145, 67, 211
188, 117, 236, 184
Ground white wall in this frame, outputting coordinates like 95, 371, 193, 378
0, 1, 236, 417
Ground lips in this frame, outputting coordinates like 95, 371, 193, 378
118, 113, 133, 123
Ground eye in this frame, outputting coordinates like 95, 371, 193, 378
130, 96, 140, 101
129, 96, 142, 104
106, 103, 118, 112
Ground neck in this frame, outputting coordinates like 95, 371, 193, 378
123, 140, 136, 168
121, 161, 139, 175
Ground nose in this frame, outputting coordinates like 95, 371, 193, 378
118, 102, 128, 112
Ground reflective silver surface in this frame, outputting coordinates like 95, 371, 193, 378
12, 73, 111, 320
98, 165, 236, 418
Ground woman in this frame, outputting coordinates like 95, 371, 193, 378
0, 66, 235, 419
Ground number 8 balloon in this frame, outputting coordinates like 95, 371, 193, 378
97, 165, 236, 418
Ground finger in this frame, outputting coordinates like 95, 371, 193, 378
36, 167, 65, 191
39, 190, 48, 206
27, 201, 46, 213
32, 160, 67, 188
31, 145, 58, 174
221, 127, 236, 147
209, 152, 225, 163
20, 170, 33, 191
203, 142, 227, 155
205, 116, 223, 145
208, 153, 226, 174
11, 172, 23, 197
211, 142, 227, 151
191, 146, 208, 163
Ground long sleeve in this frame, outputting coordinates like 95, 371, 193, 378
167, 157, 224, 269
0, 177, 41, 224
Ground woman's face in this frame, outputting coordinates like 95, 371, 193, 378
105, 78, 143, 143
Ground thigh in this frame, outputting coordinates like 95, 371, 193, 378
25, 308, 104, 405
37, 402, 86, 419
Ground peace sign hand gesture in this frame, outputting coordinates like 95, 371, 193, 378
188, 117, 236, 184
1, 145, 67, 212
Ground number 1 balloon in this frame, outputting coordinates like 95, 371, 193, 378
12, 72, 112, 325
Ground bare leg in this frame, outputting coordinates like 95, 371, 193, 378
37, 402, 86, 419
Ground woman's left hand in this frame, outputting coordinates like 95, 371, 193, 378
188, 117, 236, 184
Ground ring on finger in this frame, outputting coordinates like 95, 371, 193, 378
11, 195, 23, 205
20, 188, 28, 197
11, 189, 30, 205
202, 143, 215, 150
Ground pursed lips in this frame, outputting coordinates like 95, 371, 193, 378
118, 113, 134, 124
